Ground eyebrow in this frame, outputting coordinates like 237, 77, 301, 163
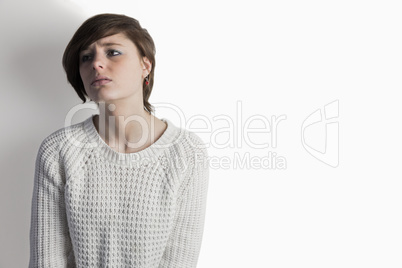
99, 42, 123, 47
80, 42, 123, 53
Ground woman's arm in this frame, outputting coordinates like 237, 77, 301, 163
158, 134, 210, 268
29, 136, 75, 268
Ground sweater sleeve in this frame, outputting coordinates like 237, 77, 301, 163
29, 135, 76, 268
158, 134, 210, 268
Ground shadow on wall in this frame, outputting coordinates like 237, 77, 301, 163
0, 1, 86, 268
1, 0, 86, 105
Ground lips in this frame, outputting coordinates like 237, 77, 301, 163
91, 76, 112, 86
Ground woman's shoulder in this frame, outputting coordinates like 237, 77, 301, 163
36, 117, 91, 160
162, 118, 208, 160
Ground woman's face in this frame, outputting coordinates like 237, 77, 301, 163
79, 32, 150, 104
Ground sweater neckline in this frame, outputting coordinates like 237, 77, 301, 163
83, 114, 182, 165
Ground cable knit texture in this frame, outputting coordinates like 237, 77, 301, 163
29, 115, 209, 268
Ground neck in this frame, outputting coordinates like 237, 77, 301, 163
94, 102, 157, 153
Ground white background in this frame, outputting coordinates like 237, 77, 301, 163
0, 0, 401, 267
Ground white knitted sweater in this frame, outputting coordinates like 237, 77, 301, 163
29, 115, 209, 268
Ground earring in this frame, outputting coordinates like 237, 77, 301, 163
145, 75, 149, 85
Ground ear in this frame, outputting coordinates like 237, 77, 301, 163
141, 57, 152, 78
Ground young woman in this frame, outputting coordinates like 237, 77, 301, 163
29, 13, 209, 268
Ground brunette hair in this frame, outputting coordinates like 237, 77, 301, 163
62, 13, 156, 113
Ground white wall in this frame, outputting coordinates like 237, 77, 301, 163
1, 0, 401, 267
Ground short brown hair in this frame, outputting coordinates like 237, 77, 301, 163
62, 13, 156, 113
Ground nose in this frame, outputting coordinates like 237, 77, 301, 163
92, 53, 105, 70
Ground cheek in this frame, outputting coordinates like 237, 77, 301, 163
78, 68, 89, 94
79, 68, 85, 82
79, 71, 91, 93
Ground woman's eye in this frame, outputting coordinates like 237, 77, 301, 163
81, 54, 92, 62
108, 50, 121, 56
